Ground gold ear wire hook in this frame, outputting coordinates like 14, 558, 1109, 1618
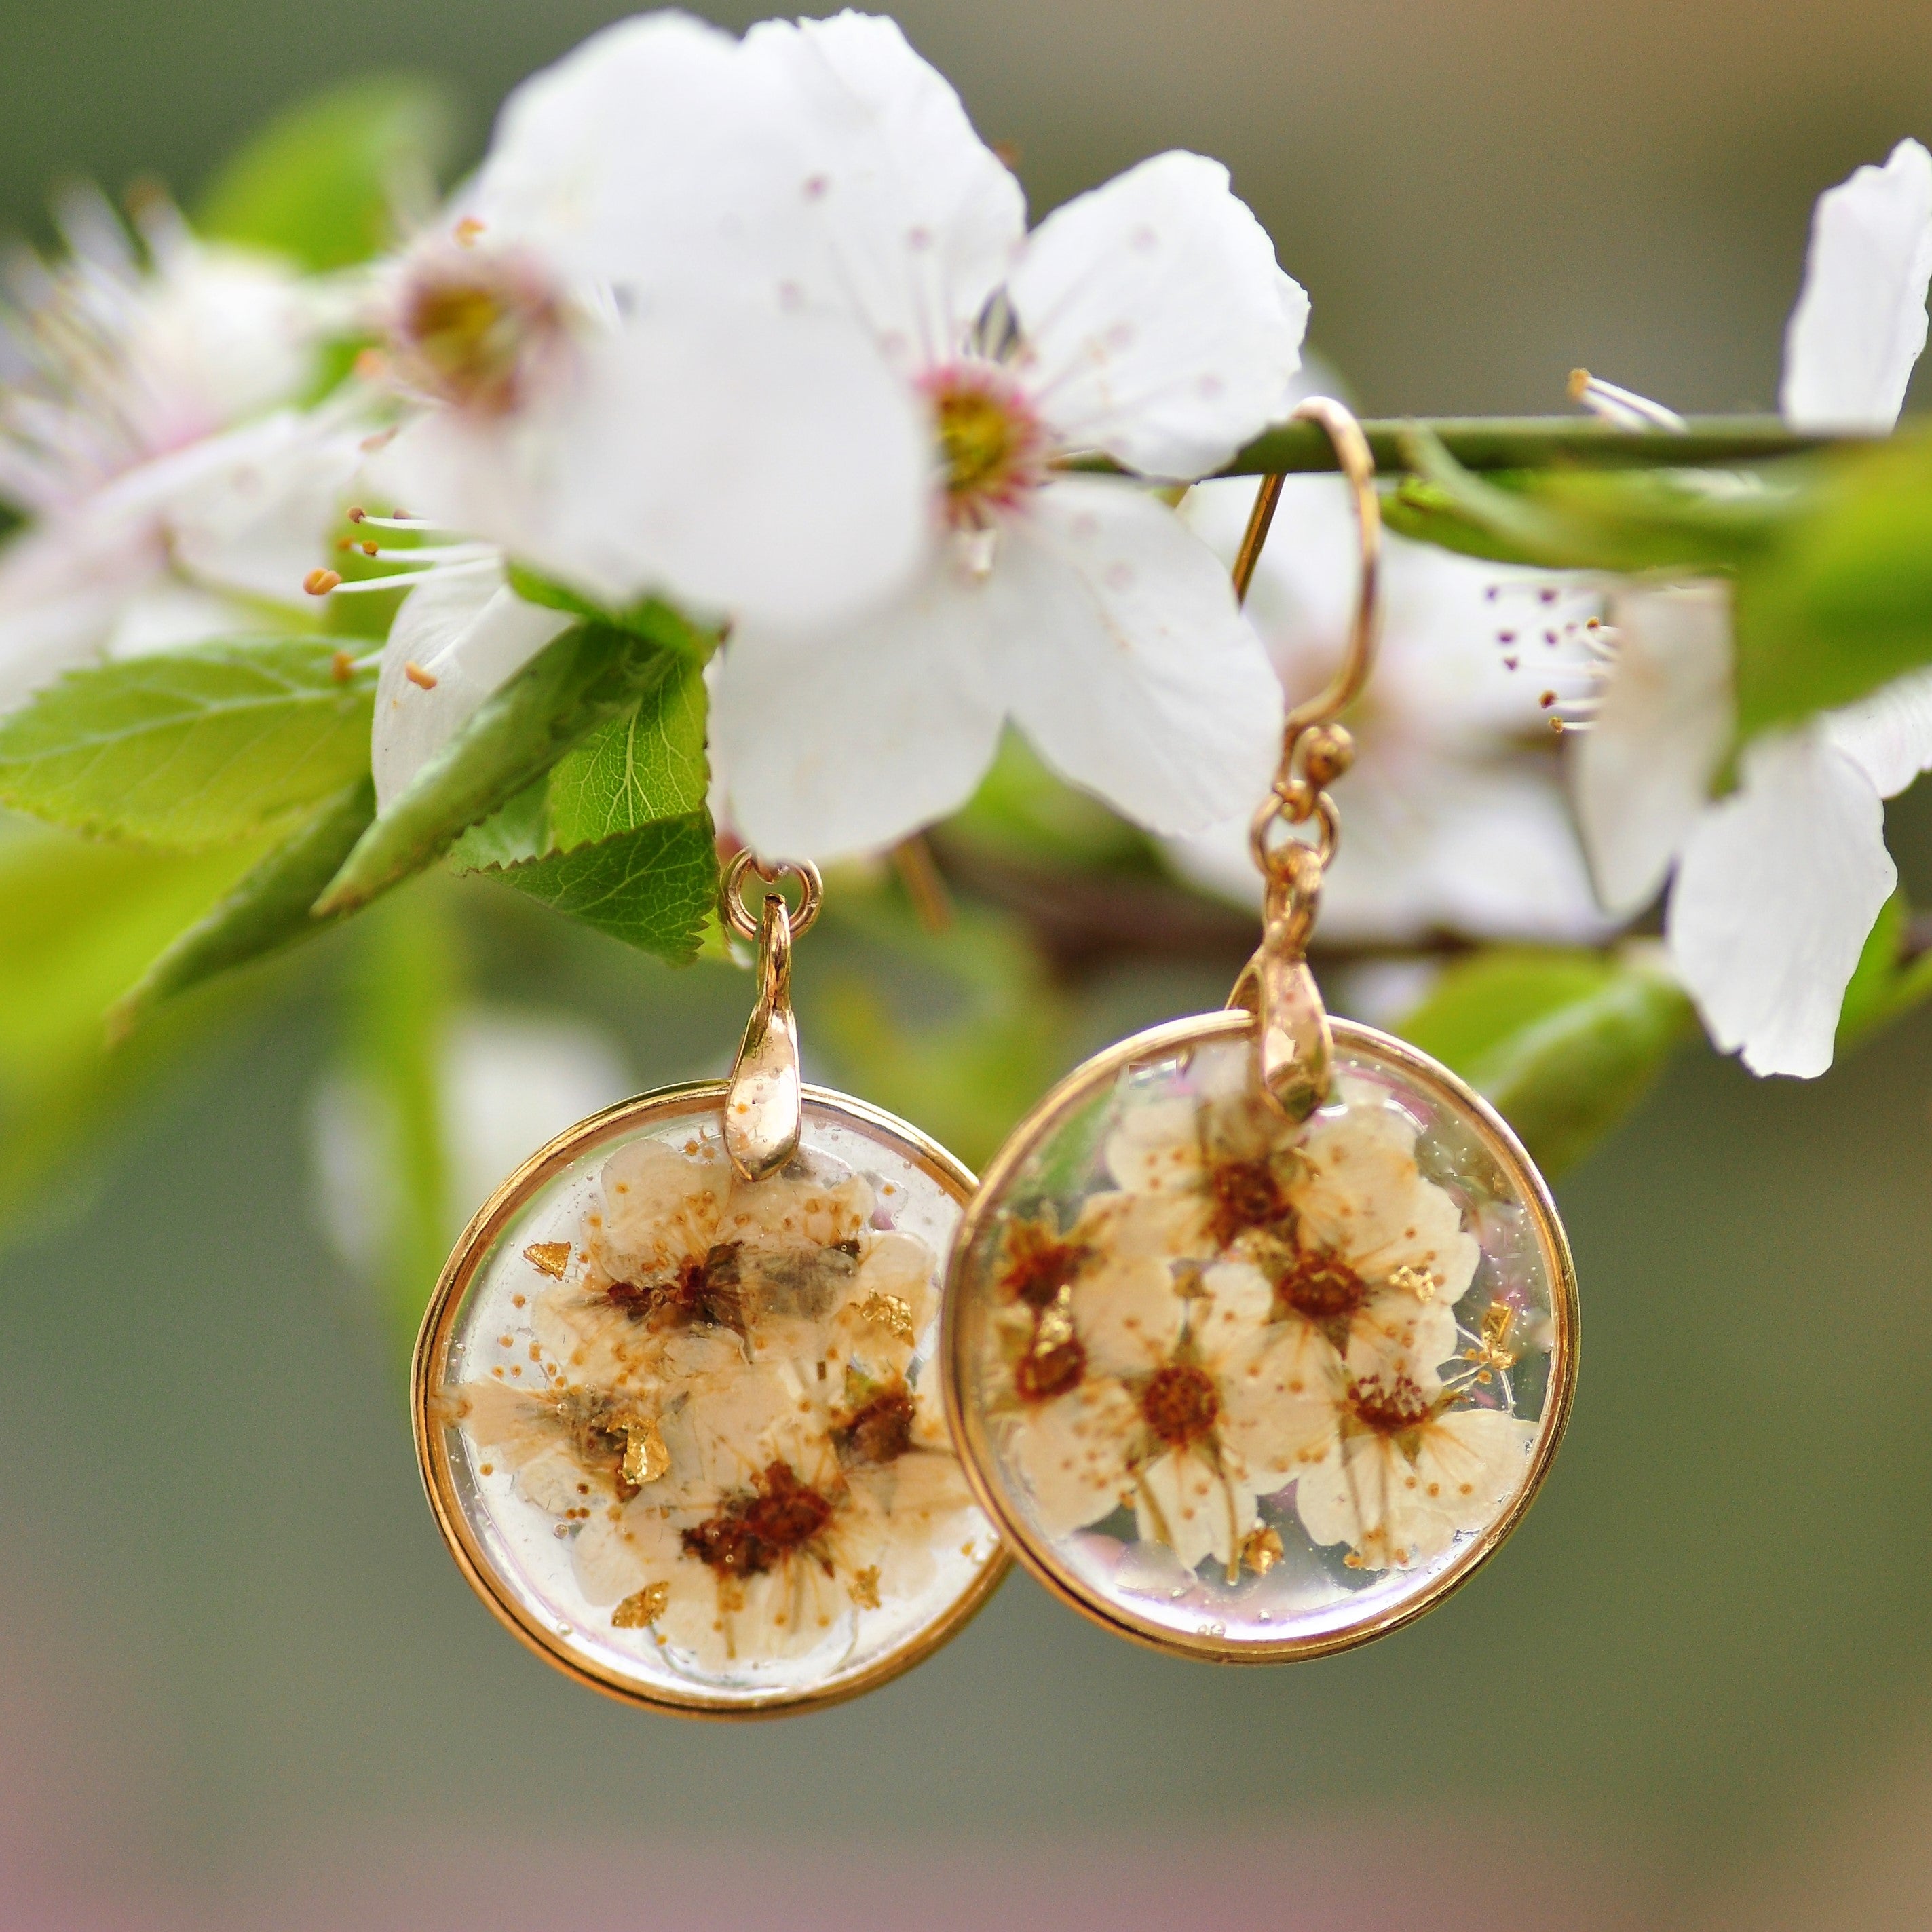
1231, 396, 1381, 723
1225, 396, 1381, 1119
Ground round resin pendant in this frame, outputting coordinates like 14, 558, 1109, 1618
943, 1011, 1576, 1663
415, 1084, 1008, 1716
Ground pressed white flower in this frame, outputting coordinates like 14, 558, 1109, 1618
459, 1126, 977, 1672
0, 186, 354, 710
1218, 1094, 1477, 1371
996, 1230, 1319, 1574
575, 1391, 977, 1670
1291, 1329, 1536, 1573
708, 12, 1301, 863
1169, 460, 1610, 945
1565, 140, 1932, 1076
364, 10, 929, 634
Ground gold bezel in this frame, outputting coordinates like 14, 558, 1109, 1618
411, 1080, 1012, 1720
940, 1010, 1579, 1665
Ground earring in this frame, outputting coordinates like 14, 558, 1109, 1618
413, 852, 1008, 1716
940, 398, 1576, 1663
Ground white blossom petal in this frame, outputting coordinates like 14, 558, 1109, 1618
1135, 1445, 1253, 1573
120, 245, 320, 446
997, 478, 1284, 835
372, 571, 573, 812
103, 582, 238, 660
162, 410, 363, 606
1667, 727, 1895, 1078
1009, 151, 1306, 477
1574, 582, 1734, 917
0, 516, 159, 711
1169, 755, 1607, 945
473, 11, 761, 286
371, 303, 929, 629
709, 551, 1004, 861
741, 11, 1026, 366
1823, 666, 1932, 799
1781, 138, 1932, 432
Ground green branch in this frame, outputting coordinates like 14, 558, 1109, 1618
1067, 414, 1842, 479
1226, 414, 1837, 474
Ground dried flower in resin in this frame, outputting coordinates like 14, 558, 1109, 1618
1096, 1053, 1307, 1259
575, 1368, 977, 1669
993, 1211, 1331, 1574
1291, 1329, 1536, 1572
456, 1129, 974, 1676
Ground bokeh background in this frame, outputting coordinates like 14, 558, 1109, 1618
3, 2, 1932, 1927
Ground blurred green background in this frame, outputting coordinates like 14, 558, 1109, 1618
3, 2, 1932, 1927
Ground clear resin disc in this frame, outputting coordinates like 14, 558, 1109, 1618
943, 1012, 1576, 1662
414, 1084, 1007, 1716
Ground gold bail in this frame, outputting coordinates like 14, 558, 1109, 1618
721, 850, 822, 1183
1227, 396, 1381, 1120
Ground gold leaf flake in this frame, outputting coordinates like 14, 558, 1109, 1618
1034, 1284, 1075, 1350
1238, 1525, 1285, 1578
848, 1565, 881, 1610
858, 1292, 915, 1343
1388, 1264, 1437, 1303
611, 1582, 670, 1628
524, 1241, 572, 1278
622, 1418, 671, 1488
1480, 1300, 1515, 1349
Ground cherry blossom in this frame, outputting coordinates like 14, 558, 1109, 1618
708, 12, 1303, 862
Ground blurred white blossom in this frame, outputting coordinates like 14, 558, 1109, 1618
1568, 138, 1932, 1076
708, 12, 1302, 863
364, 10, 929, 634
1168, 461, 1608, 946
0, 185, 358, 710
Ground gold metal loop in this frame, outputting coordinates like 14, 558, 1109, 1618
724, 887, 805, 1181
1232, 396, 1382, 732
1223, 398, 1379, 1120
720, 848, 822, 944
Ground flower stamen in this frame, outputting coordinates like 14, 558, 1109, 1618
922, 362, 1045, 529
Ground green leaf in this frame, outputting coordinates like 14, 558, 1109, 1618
504, 565, 719, 657
445, 778, 550, 873
1733, 436, 1932, 734
1836, 891, 1932, 1051
1391, 426, 1797, 575
334, 890, 463, 1363
547, 655, 708, 847
195, 74, 457, 272
0, 820, 265, 1238
1393, 946, 1695, 1176
0, 639, 377, 849
316, 622, 683, 915
110, 776, 376, 1031
486, 810, 717, 964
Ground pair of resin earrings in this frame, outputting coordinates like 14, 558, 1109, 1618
413, 401, 1578, 1716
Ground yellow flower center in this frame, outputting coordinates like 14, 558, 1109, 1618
924, 366, 1042, 524
394, 246, 563, 415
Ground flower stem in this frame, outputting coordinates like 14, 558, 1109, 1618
1223, 413, 1832, 476
1065, 414, 1838, 480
